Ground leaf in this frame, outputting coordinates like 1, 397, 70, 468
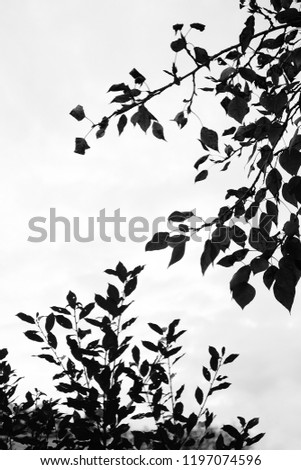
273, 267, 296, 311
186, 412, 198, 433
168, 211, 194, 222
201, 239, 220, 275
200, 127, 219, 151
148, 323, 163, 335
129, 68, 145, 85
230, 225, 247, 247
55, 315, 73, 329
250, 257, 269, 274
95, 294, 108, 311
48, 332, 57, 349
142, 341, 158, 353
209, 382, 231, 395
131, 345, 140, 365
108, 82, 128, 92
221, 161, 230, 172
173, 24, 184, 33
67, 291, 77, 309
165, 346, 182, 358
0, 348, 8, 360
125, 276, 137, 296
145, 232, 169, 251
131, 105, 156, 133
117, 114, 127, 135
227, 97, 249, 123
16, 313, 35, 325
102, 329, 117, 351
116, 261, 127, 282
266, 168, 282, 198
70, 105, 85, 121
263, 265, 278, 290
239, 16, 255, 53
79, 302, 95, 320
266, 200, 278, 226
247, 433, 266, 446
194, 155, 209, 169
170, 37, 186, 52
224, 353, 239, 364
190, 22, 206, 31
203, 366, 211, 382
194, 47, 209, 65
51, 306, 71, 315
209, 346, 219, 360
24, 330, 44, 343
45, 313, 55, 333
279, 148, 301, 176
230, 265, 251, 290
107, 283, 119, 302
195, 169, 208, 183
195, 387, 204, 405
232, 282, 256, 309
152, 121, 166, 141
222, 127, 236, 136
74, 138, 90, 155
276, 8, 301, 25
217, 249, 249, 267
222, 425, 241, 440
35, 354, 58, 364
246, 417, 259, 430
172, 111, 187, 129
175, 384, 185, 400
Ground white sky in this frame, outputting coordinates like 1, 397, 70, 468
1, 0, 301, 449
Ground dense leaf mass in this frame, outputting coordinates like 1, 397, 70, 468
0, 264, 263, 450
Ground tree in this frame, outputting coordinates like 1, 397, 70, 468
70, 0, 301, 312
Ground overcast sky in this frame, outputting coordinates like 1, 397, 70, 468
1, 0, 301, 450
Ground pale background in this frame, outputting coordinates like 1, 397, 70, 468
1, 0, 301, 449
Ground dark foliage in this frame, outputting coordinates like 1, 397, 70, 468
0, 264, 263, 449
71, 0, 301, 312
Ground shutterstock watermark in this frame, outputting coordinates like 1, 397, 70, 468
27, 207, 269, 244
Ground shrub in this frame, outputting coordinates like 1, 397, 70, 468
0, 263, 264, 450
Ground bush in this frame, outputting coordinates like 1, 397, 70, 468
0, 263, 264, 450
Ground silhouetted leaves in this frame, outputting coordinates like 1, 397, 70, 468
16, 313, 35, 324
201, 240, 219, 274
194, 47, 209, 65
172, 111, 187, 129
125, 276, 137, 296
56, 315, 73, 329
200, 127, 219, 151
129, 68, 146, 85
70, 105, 85, 121
74, 138, 90, 155
0, 348, 8, 360
195, 169, 208, 183
171, 37, 186, 52
239, 16, 255, 53
152, 121, 166, 140
224, 354, 239, 364
142, 341, 158, 353
266, 168, 282, 198
145, 232, 169, 251
227, 97, 249, 123
273, 264, 296, 311
117, 114, 127, 135
195, 387, 204, 405
190, 23, 206, 31
24, 331, 44, 343
67, 291, 77, 309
